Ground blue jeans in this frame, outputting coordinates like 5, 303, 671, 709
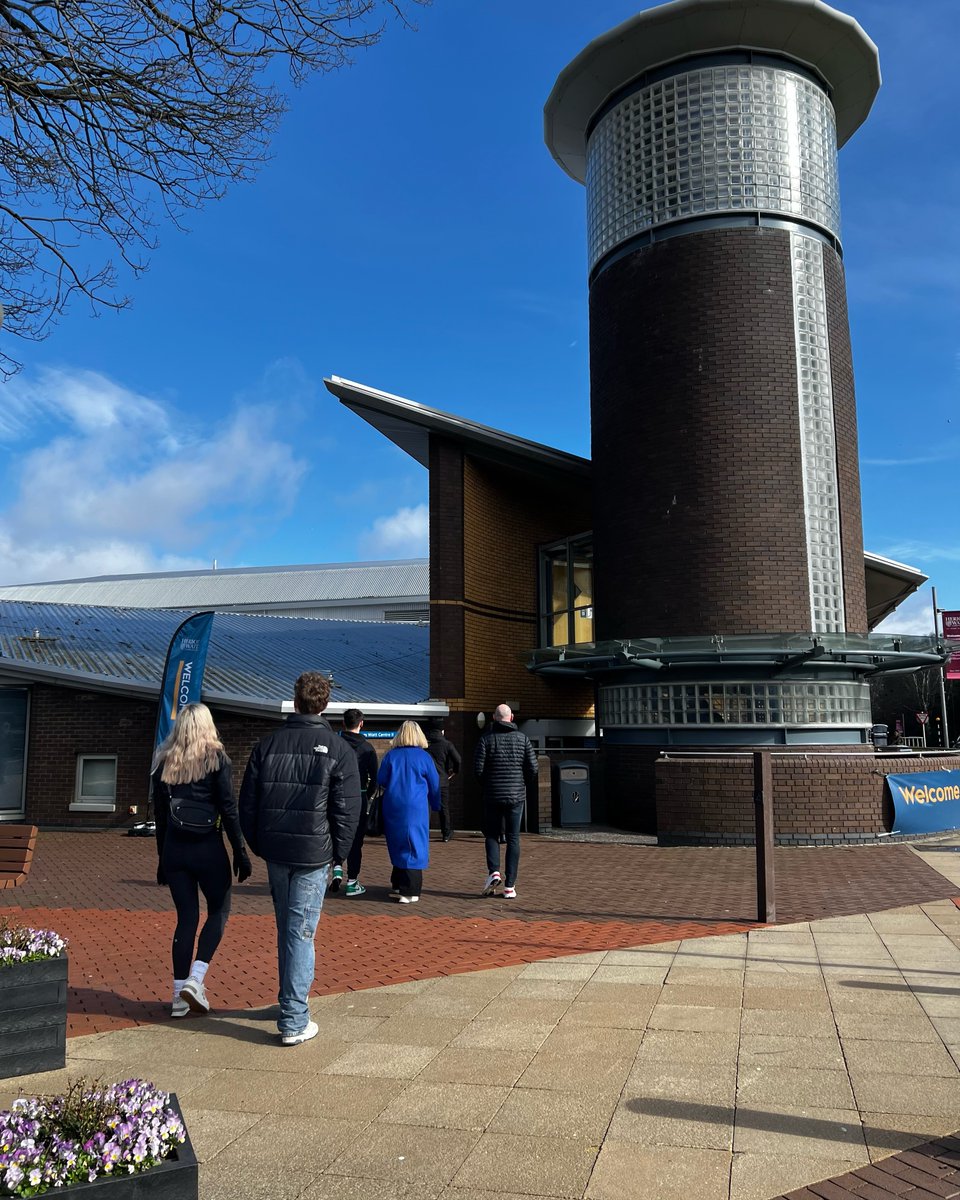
266, 861, 328, 1036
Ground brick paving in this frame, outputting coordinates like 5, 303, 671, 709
1, 831, 957, 1039
775, 1135, 960, 1200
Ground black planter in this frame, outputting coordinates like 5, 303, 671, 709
5, 1094, 198, 1199
0, 953, 68, 1079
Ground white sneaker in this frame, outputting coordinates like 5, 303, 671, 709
180, 977, 210, 1014
170, 997, 189, 1018
281, 1019, 319, 1046
398, 895, 420, 904
503, 886, 517, 899
482, 872, 501, 896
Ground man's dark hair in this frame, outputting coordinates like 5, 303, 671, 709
294, 672, 331, 715
342, 708, 364, 730
426, 717, 445, 733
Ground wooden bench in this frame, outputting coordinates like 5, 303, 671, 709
0, 824, 38, 889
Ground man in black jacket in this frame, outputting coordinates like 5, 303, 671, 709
474, 703, 538, 900
329, 708, 379, 896
425, 718, 461, 842
239, 671, 361, 1046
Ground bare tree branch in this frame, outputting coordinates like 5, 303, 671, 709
0, 0, 426, 375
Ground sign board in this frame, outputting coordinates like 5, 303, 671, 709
916, 711, 929, 725
943, 610, 960, 681
887, 771, 960, 836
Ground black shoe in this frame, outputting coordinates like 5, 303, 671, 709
442, 834, 452, 842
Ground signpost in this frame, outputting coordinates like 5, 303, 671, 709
917, 710, 928, 749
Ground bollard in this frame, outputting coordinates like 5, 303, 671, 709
753, 750, 776, 923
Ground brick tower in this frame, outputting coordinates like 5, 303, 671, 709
543, 0, 892, 835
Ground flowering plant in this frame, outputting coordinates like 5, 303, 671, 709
0, 921, 67, 967
0, 1078, 186, 1197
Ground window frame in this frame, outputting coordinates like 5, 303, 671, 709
71, 754, 118, 813
538, 531, 594, 649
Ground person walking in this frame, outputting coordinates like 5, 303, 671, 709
474, 703, 538, 900
377, 720, 441, 903
153, 703, 252, 1019
239, 671, 361, 1045
425, 718, 461, 842
330, 707, 379, 896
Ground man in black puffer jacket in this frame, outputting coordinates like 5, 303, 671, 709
474, 703, 538, 901
240, 671, 360, 1046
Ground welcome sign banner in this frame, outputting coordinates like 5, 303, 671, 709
152, 611, 215, 769
887, 770, 960, 835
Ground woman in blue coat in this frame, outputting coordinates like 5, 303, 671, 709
378, 720, 441, 903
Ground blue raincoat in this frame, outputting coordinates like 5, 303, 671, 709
378, 746, 441, 869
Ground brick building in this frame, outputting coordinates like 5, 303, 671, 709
0, 604, 438, 828
324, 0, 960, 844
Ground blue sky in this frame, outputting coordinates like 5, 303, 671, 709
0, 0, 956, 635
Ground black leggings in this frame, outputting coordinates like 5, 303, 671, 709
162, 831, 232, 978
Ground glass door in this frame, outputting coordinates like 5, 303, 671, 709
0, 689, 28, 818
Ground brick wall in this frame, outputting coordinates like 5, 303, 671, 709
588, 227, 867, 637
22, 684, 283, 827
654, 752, 959, 844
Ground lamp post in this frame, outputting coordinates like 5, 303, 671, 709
932, 586, 951, 748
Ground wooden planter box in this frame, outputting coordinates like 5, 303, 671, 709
0, 953, 68, 1079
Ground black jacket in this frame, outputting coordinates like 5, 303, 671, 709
239, 713, 361, 868
339, 729, 379, 808
426, 730, 461, 795
153, 756, 244, 859
474, 720, 538, 806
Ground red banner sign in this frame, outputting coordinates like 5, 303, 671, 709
944, 611, 960, 681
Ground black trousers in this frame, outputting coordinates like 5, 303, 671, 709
438, 790, 452, 839
482, 801, 523, 888
390, 866, 423, 898
162, 831, 232, 978
343, 804, 367, 879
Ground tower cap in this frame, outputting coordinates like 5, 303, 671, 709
544, 0, 880, 182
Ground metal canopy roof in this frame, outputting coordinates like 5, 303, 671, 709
0, 603, 436, 718
324, 376, 591, 480
544, 0, 882, 182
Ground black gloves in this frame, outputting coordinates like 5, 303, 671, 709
233, 848, 252, 883
156, 863, 166, 887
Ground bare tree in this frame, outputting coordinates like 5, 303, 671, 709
0, 0, 424, 374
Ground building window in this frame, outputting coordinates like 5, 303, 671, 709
0, 688, 29, 819
539, 533, 594, 648
71, 756, 118, 812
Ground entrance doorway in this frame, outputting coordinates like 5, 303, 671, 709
0, 689, 28, 819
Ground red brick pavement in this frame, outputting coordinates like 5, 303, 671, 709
1, 832, 956, 1038
775, 1134, 960, 1200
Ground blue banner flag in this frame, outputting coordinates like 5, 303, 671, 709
887, 770, 960, 836
152, 612, 215, 768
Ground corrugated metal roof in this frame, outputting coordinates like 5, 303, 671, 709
0, 602, 430, 710
0, 559, 429, 609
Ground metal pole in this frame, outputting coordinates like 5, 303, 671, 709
753, 750, 776, 923
933, 586, 951, 748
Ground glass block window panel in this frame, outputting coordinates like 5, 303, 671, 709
599, 681, 870, 727
585, 63, 840, 268
791, 232, 845, 633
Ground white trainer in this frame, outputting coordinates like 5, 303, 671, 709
398, 895, 420, 904
281, 1019, 319, 1046
180, 977, 210, 1014
482, 872, 501, 896
170, 997, 190, 1018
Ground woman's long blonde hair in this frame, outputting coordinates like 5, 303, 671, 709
392, 720, 427, 750
158, 703, 228, 785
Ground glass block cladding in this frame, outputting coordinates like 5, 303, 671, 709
600, 681, 871, 729
586, 62, 841, 270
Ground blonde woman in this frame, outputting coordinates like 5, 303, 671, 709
152, 703, 251, 1017
377, 720, 441, 902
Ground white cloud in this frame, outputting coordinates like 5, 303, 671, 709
359, 503, 429, 558
875, 588, 938, 636
0, 366, 308, 584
